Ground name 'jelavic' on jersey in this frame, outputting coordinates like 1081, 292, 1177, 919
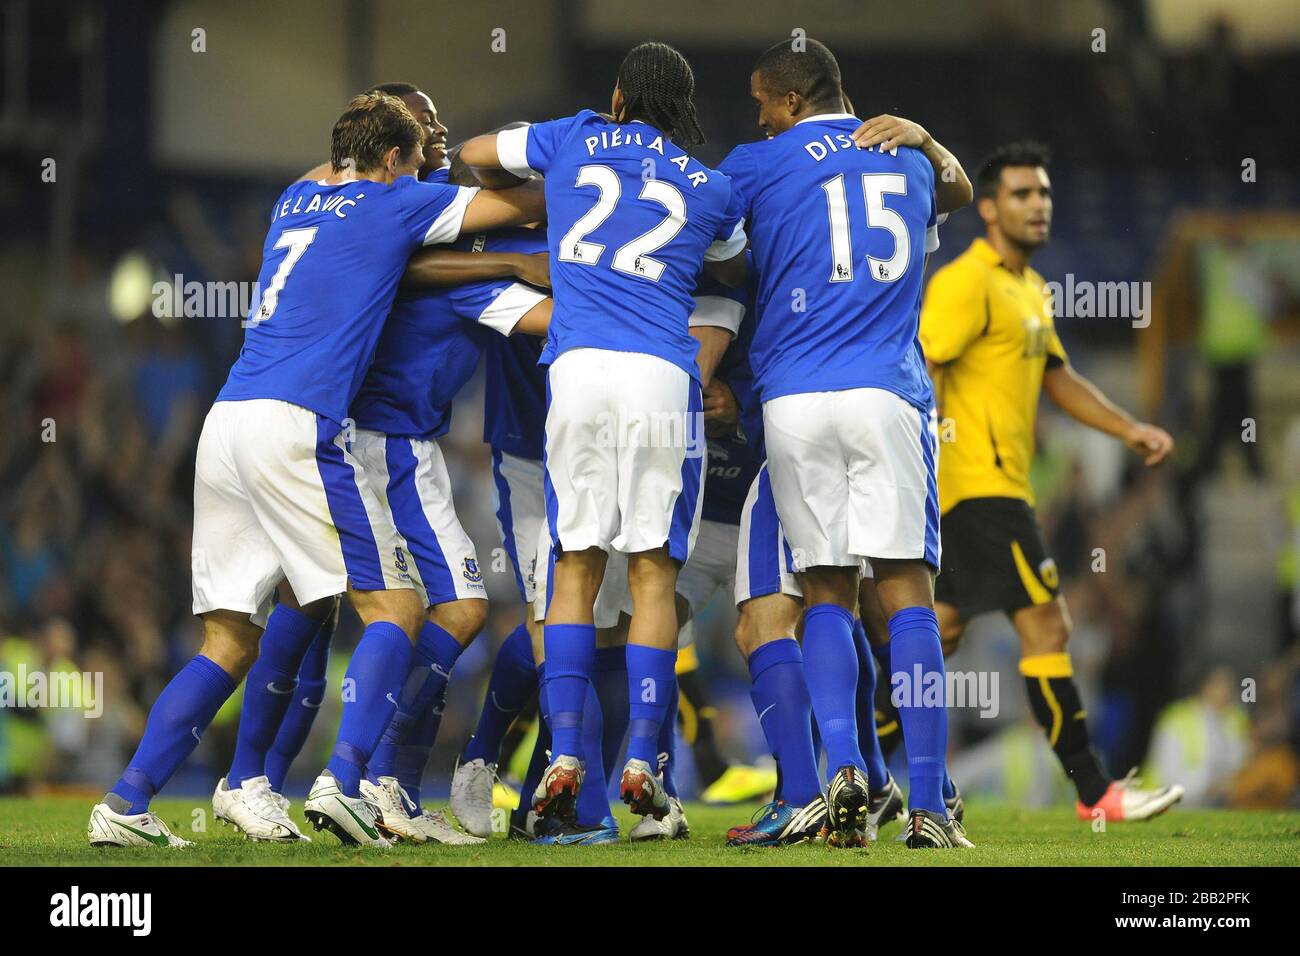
217, 175, 476, 429
350, 226, 549, 441
718, 114, 938, 411
496, 110, 747, 380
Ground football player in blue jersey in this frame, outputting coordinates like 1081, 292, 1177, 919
452, 265, 743, 846
88, 93, 546, 848
657, 272, 781, 814
718, 39, 976, 848
459, 41, 749, 828
208, 104, 553, 844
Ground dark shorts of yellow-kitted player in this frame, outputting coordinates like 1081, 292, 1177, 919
935, 496, 1060, 618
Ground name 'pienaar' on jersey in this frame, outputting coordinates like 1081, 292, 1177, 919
495, 110, 747, 381
217, 175, 474, 431
718, 114, 938, 411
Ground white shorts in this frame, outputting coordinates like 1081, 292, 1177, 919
733, 464, 803, 607
191, 400, 416, 626
544, 348, 705, 563
532, 518, 630, 630
676, 519, 740, 618
763, 388, 940, 570
490, 449, 546, 605
350, 429, 487, 607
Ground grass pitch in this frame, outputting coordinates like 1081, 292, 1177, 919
2, 795, 1297, 866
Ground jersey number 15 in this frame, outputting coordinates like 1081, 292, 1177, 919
821, 173, 910, 284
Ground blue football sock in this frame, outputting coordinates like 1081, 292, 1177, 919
943, 771, 957, 801
747, 638, 821, 806
750, 684, 783, 801
514, 664, 550, 826
266, 614, 334, 793
111, 655, 236, 813
889, 606, 948, 813
393, 689, 445, 814
852, 618, 889, 790
575, 683, 611, 826
656, 678, 679, 799
802, 603, 865, 778
324, 621, 412, 797
463, 623, 537, 764
227, 604, 321, 787
367, 621, 463, 782
543, 623, 595, 760
592, 645, 629, 783
871, 637, 891, 674
625, 644, 676, 770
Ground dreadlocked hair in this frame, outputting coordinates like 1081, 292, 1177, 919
615, 41, 705, 149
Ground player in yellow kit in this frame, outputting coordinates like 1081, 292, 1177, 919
921, 141, 1184, 823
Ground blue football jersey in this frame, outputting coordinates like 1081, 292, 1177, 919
719, 114, 937, 410
496, 110, 746, 380
484, 331, 546, 461
696, 263, 763, 526
217, 175, 475, 428
350, 227, 549, 441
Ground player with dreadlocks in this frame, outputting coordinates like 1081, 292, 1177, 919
461, 41, 748, 841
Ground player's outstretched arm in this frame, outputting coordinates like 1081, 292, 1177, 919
459, 133, 507, 171
403, 249, 550, 290
461, 180, 547, 233
1042, 364, 1174, 466
849, 115, 972, 215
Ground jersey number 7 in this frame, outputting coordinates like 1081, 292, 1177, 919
558, 165, 686, 282
821, 173, 910, 284
249, 227, 318, 326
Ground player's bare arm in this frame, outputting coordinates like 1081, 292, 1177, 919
458, 132, 509, 172
689, 325, 732, 387
702, 248, 748, 287
513, 297, 553, 337
403, 249, 549, 290
850, 115, 972, 214
461, 179, 548, 232
1042, 363, 1174, 466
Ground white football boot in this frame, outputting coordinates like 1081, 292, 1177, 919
88, 803, 193, 848
213, 775, 307, 842
415, 808, 488, 845
360, 776, 427, 843
629, 795, 690, 841
449, 757, 497, 838
303, 772, 390, 847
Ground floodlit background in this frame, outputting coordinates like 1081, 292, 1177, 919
1, 0, 1298, 809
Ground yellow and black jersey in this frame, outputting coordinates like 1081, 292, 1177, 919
920, 237, 1067, 515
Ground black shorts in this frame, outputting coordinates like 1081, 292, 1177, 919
935, 497, 1060, 619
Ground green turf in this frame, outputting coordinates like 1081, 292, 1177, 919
1, 796, 1296, 866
